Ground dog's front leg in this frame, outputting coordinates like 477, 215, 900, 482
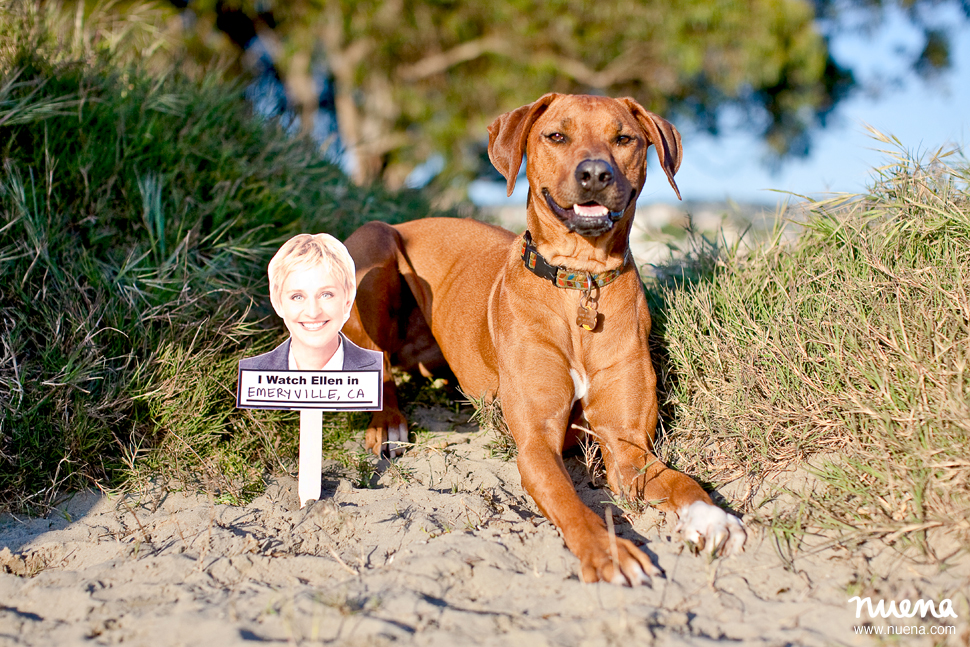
500, 379, 662, 585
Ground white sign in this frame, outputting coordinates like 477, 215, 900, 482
236, 369, 382, 410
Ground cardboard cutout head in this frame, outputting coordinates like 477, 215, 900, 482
236, 230, 383, 411
267, 233, 356, 371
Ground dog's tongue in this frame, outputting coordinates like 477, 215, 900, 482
573, 203, 608, 217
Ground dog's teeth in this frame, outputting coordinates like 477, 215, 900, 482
574, 203, 608, 217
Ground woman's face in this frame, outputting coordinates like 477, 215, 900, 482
274, 263, 353, 360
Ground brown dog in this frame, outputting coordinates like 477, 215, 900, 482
342, 93, 745, 585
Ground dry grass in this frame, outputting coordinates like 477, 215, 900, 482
462, 390, 517, 461
653, 137, 970, 551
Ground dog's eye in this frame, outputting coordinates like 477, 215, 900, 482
615, 134, 633, 145
546, 132, 566, 144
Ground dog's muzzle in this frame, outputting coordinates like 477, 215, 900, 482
542, 190, 629, 237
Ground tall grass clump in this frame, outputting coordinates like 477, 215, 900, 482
656, 139, 970, 548
0, 1, 441, 510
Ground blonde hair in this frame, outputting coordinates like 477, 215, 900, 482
268, 233, 356, 309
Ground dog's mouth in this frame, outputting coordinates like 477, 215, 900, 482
542, 190, 630, 236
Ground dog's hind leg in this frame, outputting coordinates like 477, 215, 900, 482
344, 222, 444, 457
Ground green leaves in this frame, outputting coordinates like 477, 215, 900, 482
181, 0, 847, 185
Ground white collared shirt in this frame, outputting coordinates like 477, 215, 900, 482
287, 335, 344, 371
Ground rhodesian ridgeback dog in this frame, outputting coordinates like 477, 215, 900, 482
342, 93, 745, 585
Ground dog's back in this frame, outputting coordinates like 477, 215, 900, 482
344, 217, 514, 398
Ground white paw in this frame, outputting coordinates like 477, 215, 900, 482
386, 422, 408, 457
675, 501, 746, 556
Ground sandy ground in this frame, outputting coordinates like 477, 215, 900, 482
1, 405, 968, 646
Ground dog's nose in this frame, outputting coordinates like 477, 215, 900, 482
575, 159, 614, 192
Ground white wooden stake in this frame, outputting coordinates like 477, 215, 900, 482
298, 409, 323, 507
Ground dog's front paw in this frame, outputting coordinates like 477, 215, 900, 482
365, 408, 409, 458
675, 501, 746, 557
579, 534, 664, 586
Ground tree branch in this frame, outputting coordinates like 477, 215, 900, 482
396, 36, 510, 80
542, 46, 651, 89
397, 37, 653, 89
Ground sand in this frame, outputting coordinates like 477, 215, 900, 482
1, 405, 968, 646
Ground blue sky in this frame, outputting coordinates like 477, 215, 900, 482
664, 7, 970, 206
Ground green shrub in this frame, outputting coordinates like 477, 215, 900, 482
0, 2, 440, 510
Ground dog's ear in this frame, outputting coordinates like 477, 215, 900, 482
618, 97, 683, 200
487, 93, 560, 197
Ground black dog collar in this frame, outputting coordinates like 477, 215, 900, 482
519, 231, 626, 290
